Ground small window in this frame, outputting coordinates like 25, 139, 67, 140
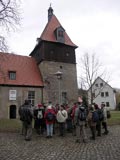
95, 84, 98, 87
58, 30, 64, 37
106, 102, 109, 107
9, 71, 16, 80
100, 83, 103, 87
101, 92, 104, 97
28, 91, 35, 106
50, 50, 54, 54
55, 27, 65, 43
105, 92, 109, 97
66, 52, 69, 56
60, 66, 62, 69
49, 50, 54, 59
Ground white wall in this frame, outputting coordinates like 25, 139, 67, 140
88, 77, 116, 110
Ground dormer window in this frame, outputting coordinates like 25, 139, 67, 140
9, 71, 16, 80
58, 30, 64, 37
54, 26, 65, 43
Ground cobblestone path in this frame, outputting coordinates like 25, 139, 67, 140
0, 125, 120, 160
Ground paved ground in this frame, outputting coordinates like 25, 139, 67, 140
0, 125, 120, 160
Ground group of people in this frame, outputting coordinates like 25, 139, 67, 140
19, 99, 110, 143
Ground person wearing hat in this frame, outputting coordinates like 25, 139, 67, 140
44, 102, 56, 138
33, 103, 45, 135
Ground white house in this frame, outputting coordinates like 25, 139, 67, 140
88, 77, 116, 110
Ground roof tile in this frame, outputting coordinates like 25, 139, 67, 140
0, 52, 43, 87
40, 15, 77, 48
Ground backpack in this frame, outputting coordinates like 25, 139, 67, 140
98, 109, 104, 121
46, 112, 55, 121
107, 110, 111, 119
92, 111, 99, 122
37, 110, 43, 119
78, 108, 86, 121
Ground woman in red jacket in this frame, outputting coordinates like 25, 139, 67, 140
44, 104, 56, 138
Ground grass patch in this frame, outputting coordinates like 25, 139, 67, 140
108, 111, 120, 125
0, 119, 21, 132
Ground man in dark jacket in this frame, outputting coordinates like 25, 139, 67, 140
75, 101, 87, 143
19, 100, 33, 141
94, 103, 104, 136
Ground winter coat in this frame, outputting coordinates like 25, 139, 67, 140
56, 110, 68, 123
74, 106, 87, 126
87, 111, 96, 127
44, 109, 56, 125
102, 106, 110, 122
34, 107, 45, 120
19, 104, 33, 124
71, 105, 77, 120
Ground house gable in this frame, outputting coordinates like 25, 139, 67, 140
37, 12, 77, 48
88, 77, 116, 109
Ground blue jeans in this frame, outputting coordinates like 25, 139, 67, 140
46, 124, 53, 136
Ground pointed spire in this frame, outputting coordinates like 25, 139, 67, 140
48, 4, 53, 22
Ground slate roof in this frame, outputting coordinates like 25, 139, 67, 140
0, 52, 43, 87
40, 14, 77, 48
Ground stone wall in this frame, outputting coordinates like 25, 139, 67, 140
39, 61, 78, 105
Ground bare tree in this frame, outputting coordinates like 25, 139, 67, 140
0, 36, 8, 51
0, 0, 21, 51
78, 52, 109, 104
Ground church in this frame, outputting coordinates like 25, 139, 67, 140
0, 6, 78, 119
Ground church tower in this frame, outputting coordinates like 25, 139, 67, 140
30, 6, 78, 105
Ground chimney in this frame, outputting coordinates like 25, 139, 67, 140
48, 5, 53, 22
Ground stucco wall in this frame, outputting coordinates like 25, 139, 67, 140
0, 86, 42, 119
88, 78, 116, 110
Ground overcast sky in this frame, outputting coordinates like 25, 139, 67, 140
7, 0, 120, 88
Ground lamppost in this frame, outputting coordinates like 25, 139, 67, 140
54, 71, 63, 105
